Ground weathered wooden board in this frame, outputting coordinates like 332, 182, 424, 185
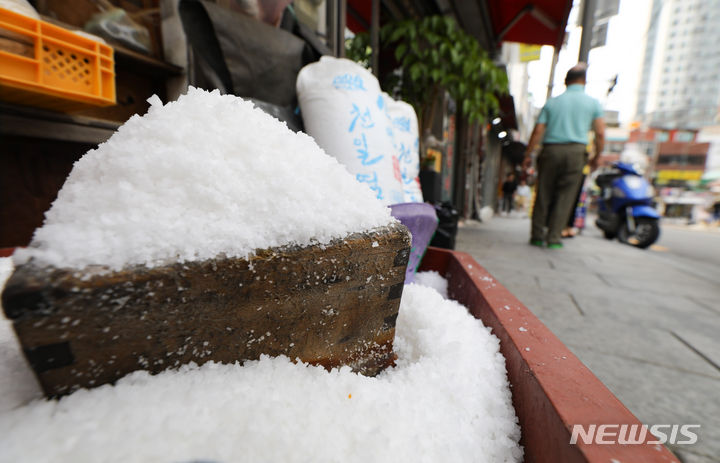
2, 223, 411, 397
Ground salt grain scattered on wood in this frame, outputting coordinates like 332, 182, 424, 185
0, 86, 522, 462
0, 272, 522, 463
13, 88, 394, 271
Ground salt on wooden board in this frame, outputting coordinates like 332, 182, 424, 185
13, 87, 395, 272
0, 272, 523, 463
4, 87, 410, 395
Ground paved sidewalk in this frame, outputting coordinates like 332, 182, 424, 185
455, 216, 720, 463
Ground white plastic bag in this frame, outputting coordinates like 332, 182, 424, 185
386, 96, 423, 203
0, 0, 38, 18
297, 57, 405, 205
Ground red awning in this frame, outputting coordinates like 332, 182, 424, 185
484, 0, 572, 49
347, 0, 371, 34
346, 0, 572, 50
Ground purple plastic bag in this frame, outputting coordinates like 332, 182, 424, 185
389, 202, 438, 284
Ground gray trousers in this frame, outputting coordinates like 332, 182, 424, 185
531, 143, 586, 244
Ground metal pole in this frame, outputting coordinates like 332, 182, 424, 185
326, 0, 337, 56
371, 0, 379, 76
578, 0, 597, 63
337, 0, 346, 58
546, 46, 560, 100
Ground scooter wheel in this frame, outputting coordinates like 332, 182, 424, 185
619, 217, 660, 249
603, 230, 616, 240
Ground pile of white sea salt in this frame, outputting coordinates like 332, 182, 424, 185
414, 270, 449, 298
13, 87, 394, 271
0, 262, 522, 463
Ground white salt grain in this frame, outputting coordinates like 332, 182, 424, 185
13, 88, 394, 271
413, 270, 448, 298
0, 259, 44, 412
0, 284, 522, 463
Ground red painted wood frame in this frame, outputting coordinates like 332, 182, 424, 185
419, 247, 679, 463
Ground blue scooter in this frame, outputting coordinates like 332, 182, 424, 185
595, 162, 660, 249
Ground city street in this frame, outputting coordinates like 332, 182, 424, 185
456, 215, 720, 463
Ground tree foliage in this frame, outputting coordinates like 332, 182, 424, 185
346, 16, 508, 128
345, 32, 371, 69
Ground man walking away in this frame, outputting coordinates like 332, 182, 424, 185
501, 173, 518, 214
523, 63, 605, 249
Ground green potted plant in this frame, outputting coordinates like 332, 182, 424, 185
347, 15, 508, 134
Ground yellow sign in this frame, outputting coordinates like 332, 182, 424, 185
519, 44, 542, 62
656, 170, 703, 181
424, 148, 442, 173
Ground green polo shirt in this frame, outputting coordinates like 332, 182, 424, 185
537, 84, 603, 144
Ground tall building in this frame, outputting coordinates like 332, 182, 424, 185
635, 0, 720, 129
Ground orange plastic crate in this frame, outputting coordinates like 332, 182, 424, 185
0, 7, 116, 111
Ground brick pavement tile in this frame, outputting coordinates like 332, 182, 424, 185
570, 348, 720, 462
456, 217, 720, 462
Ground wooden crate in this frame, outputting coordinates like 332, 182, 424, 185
2, 223, 411, 397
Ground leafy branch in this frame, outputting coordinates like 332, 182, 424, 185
347, 15, 508, 133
